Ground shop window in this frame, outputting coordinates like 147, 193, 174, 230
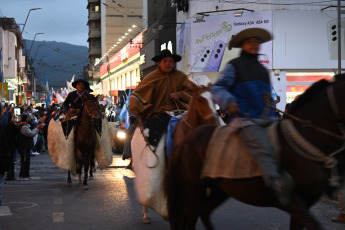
286, 72, 334, 103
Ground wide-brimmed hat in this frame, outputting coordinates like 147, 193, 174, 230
72, 79, 90, 89
151, 49, 182, 62
229, 28, 272, 49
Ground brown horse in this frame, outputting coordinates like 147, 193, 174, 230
134, 83, 223, 223
67, 95, 102, 190
165, 77, 345, 230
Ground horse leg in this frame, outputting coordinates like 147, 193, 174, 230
290, 216, 304, 230
89, 158, 94, 180
67, 170, 72, 186
142, 206, 151, 224
288, 197, 322, 230
83, 155, 90, 190
75, 149, 83, 184
200, 186, 228, 230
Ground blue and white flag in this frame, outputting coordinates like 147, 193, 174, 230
106, 95, 113, 106
119, 90, 131, 121
45, 76, 51, 106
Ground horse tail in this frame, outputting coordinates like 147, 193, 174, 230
164, 145, 186, 230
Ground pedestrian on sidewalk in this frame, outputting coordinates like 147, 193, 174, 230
5, 107, 17, 181
17, 114, 45, 181
0, 107, 11, 206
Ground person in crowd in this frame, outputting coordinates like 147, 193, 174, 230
211, 28, 293, 206
17, 114, 45, 181
4, 107, 17, 180
0, 107, 11, 206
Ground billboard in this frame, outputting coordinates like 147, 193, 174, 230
183, 11, 273, 73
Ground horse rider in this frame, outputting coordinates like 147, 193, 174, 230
211, 28, 293, 205
129, 49, 194, 145
62, 79, 91, 121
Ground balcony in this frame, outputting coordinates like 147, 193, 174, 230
89, 11, 101, 21
89, 28, 101, 38
89, 46, 101, 56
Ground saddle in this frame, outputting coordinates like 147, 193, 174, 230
202, 123, 280, 179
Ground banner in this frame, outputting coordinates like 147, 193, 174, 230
0, 82, 8, 98
91, 82, 103, 95
188, 11, 273, 73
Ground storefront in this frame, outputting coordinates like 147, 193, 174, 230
100, 32, 142, 101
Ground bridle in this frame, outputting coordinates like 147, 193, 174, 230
271, 83, 345, 171
173, 91, 218, 129
81, 99, 101, 123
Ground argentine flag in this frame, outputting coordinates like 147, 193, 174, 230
45, 76, 52, 106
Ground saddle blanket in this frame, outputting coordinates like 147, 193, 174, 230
202, 123, 279, 179
131, 127, 168, 219
48, 119, 114, 173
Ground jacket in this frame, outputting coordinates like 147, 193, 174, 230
17, 122, 39, 151
211, 50, 274, 119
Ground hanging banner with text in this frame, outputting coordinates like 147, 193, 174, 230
189, 11, 273, 73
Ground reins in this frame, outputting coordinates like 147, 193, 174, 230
266, 84, 345, 174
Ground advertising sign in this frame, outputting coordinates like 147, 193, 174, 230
188, 11, 272, 73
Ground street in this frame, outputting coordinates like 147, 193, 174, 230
0, 153, 344, 230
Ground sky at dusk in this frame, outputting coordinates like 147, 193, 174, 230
0, 0, 88, 47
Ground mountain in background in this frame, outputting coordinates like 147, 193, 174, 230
24, 39, 88, 89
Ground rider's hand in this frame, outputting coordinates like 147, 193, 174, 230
37, 123, 45, 129
170, 93, 180, 100
227, 102, 239, 115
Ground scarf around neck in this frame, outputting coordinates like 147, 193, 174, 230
74, 91, 85, 104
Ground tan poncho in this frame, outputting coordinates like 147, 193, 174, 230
130, 69, 193, 120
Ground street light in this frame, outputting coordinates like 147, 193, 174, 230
20, 8, 42, 37
18, 8, 42, 104
28, 33, 44, 58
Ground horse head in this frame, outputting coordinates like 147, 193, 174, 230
189, 82, 219, 125
83, 94, 102, 122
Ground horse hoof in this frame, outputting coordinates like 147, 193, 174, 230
82, 185, 89, 190
143, 217, 151, 224
89, 176, 94, 180
66, 183, 71, 187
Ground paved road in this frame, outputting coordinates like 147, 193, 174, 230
0, 153, 344, 230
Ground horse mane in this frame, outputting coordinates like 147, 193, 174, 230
289, 79, 330, 114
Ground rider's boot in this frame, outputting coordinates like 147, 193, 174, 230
271, 172, 294, 207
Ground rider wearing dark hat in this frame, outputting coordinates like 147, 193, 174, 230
211, 28, 293, 206
62, 79, 90, 120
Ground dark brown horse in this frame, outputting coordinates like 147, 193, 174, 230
165, 77, 345, 230
67, 95, 102, 190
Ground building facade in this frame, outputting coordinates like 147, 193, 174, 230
0, 17, 26, 104
87, 0, 102, 79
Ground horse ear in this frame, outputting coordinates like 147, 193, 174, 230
96, 94, 103, 101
